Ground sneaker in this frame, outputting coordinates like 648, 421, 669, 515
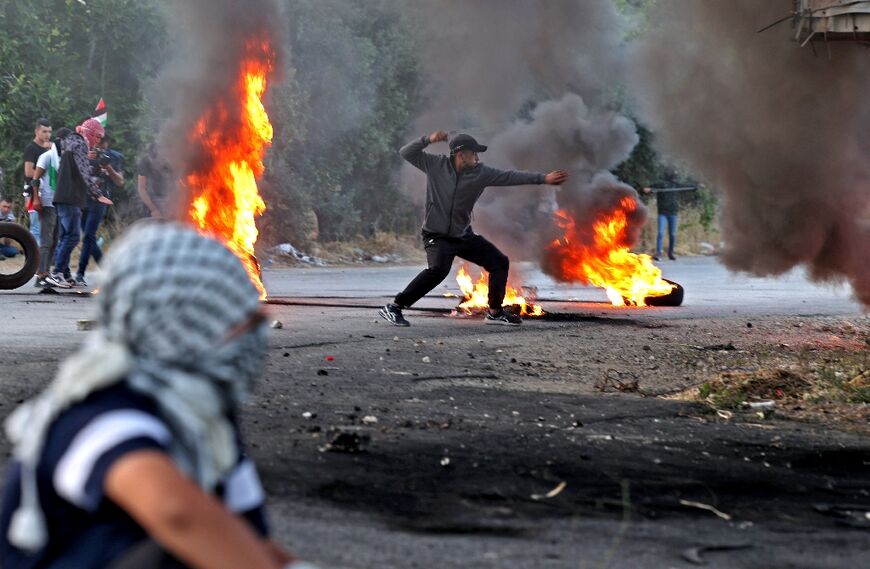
668, 254, 677, 261
72, 275, 88, 287
379, 303, 410, 327
45, 273, 71, 289
485, 308, 522, 326
652, 254, 662, 261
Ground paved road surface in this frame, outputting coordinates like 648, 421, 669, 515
1, 257, 867, 569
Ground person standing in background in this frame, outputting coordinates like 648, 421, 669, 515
23, 119, 53, 244
75, 134, 124, 286
51, 118, 112, 286
137, 144, 173, 219
643, 168, 683, 262
30, 128, 70, 289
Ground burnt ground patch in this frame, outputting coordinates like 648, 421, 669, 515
251, 387, 870, 536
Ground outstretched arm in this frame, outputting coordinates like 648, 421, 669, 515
399, 130, 447, 173
483, 167, 568, 187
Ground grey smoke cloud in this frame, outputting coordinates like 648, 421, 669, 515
152, 0, 284, 214
631, 0, 870, 305
400, 0, 645, 268
405, 0, 626, 130
480, 93, 641, 260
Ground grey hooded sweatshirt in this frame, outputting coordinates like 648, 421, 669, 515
400, 136, 547, 238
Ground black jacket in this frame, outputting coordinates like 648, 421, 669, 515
53, 134, 102, 208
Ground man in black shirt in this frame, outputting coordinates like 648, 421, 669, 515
643, 169, 686, 261
22, 118, 53, 242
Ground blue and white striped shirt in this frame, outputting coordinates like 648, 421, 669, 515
0, 383, 268, 569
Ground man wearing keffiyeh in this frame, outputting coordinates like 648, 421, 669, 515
0, 222, 319, 569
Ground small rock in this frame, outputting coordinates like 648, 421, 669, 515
76, 319, 97, 331
422, 356, 431, 363
321, 428, 370, 453
440, 457, 451, 466
302, 411, 316, 419
362, 415, 378, 425
269, 320, 283, 329
317, 369, 329, 376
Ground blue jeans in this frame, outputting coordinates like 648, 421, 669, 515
29, 210, 40, 243
53, 203, 82, 277
78, 202, 107, 277
656, 214, 678, 257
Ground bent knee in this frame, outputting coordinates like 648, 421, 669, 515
426, 265, 452, 282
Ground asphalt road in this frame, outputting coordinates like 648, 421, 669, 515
1, 257, 867, 569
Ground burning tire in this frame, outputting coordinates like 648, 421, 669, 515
0, 222, 39, 290
643, 278, 684, 307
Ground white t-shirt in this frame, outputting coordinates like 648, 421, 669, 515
35, 143, 60, 208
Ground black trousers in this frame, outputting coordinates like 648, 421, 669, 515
395, 233, 509, 310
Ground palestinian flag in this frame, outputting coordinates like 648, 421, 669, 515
93, 98, 107, 127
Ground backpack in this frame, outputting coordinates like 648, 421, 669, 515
53, 137, 89, 208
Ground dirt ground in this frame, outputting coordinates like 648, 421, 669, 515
1, 259, 868, 569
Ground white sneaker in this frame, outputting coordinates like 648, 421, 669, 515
46, 273, 72, 289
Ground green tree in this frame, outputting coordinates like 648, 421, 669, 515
0, 0, 168, 215
274, 0, 422, 243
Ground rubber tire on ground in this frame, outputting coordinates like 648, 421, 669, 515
0, 221, 39, 290
644, 278, 684, 307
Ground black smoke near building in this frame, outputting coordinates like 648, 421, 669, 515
631, 0, 870, 305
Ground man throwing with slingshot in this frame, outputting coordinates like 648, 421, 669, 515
380, 131, 568, 327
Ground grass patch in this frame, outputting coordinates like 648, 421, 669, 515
697, 369, 811, 410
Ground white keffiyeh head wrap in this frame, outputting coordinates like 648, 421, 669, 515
5, 221, 267, 551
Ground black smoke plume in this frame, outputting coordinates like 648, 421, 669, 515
632, 0, 870, 305
400, 0, 644, 272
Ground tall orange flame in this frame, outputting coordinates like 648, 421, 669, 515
547, 196, 673, 306
186, 41, 274, 297
455, 264, 544, 316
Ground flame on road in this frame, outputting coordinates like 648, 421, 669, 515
455, 264, 544, 316
186, 40, 274, 297
547, 196, 674, 306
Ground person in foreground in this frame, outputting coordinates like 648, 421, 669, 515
380, 131, 568, 327
0, 222, 318, 569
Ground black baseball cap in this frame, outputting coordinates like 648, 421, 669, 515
449, 133, 487, 154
